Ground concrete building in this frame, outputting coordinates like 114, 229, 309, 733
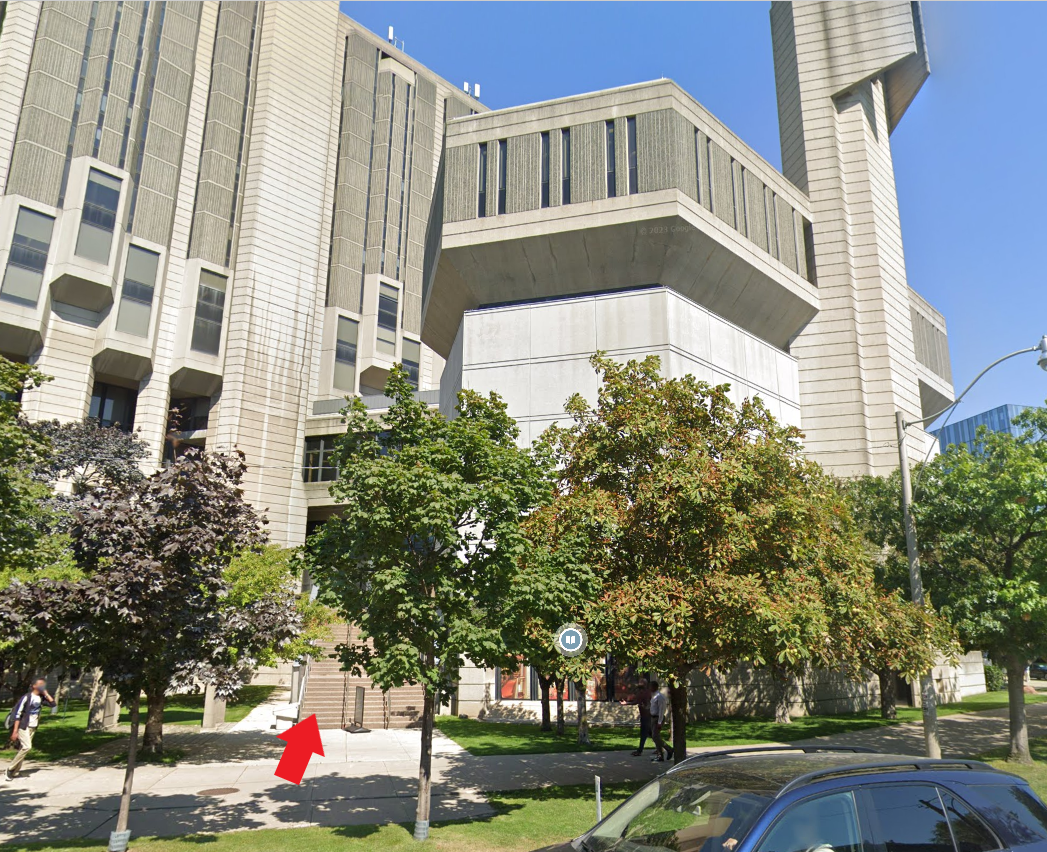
0, 1, 976, 724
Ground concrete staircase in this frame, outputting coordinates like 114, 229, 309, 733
300, 624, 426, 730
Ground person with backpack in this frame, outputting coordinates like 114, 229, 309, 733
5, 679, 55, 782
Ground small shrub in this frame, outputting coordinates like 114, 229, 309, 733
984, 663, 1006, 692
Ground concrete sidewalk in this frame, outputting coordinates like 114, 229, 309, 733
3, 700, 1045, 844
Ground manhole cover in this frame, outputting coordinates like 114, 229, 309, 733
198, 787, 239, 796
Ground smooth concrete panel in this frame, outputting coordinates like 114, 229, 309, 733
464, 305, 529, 365
529, 297, 597, 360
593, 289, 669, 354
528, 355, 600, 421
462, 363, 531, 418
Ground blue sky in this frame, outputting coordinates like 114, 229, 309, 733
342, 2, 1047, 422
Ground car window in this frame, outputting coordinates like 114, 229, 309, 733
940, 791, 1001, 852
863, 784, 954, 852
755, 791, 863, 852
969, 784, 1047, 845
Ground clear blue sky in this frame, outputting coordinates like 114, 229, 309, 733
342, 2, 1047, 423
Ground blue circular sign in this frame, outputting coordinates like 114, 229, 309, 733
555, 623, 588, 657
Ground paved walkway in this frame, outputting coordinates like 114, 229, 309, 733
3, 698, 1046, 844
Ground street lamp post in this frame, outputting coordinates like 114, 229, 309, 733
896, 335, 1047, 759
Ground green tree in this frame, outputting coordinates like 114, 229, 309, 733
917, 408, 1047, 763
306, 367, 550, 840
544, 355, 947, 761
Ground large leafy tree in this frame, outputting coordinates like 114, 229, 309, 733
32, 418, 149, 499
306, 367, 551, 841
917, 407, 1047, 764
545, 355, 948, 761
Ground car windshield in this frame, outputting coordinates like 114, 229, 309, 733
585, 773, 773, 852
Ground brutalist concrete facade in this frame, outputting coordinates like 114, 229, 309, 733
0, 2, 972, 720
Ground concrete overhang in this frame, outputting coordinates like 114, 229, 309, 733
423, 189, 819, 358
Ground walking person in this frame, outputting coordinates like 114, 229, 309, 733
650, 680, 674, 762
5, 679, 55, 782
623, 676, 653, 756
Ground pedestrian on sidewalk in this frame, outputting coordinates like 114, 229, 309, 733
650, 680, 673, 762
623, 676, 653, 756
5, 679, 56, 782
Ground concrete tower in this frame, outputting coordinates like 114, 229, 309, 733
771, 1, 953, 475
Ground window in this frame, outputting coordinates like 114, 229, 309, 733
627, 115, 638, 195
478, 142, 488, 217
561, 128, 571, 204
940, 792, 1000, 852
540, 131, 550, 208
75, 168, 121, 263
969, 785, 1047, 845
401, 338, 421, 389
89, 382, 137, 431
1, 207, 54, 306
757, 792, 863, 852
334, 315, 358, 392
497, 138, 507, 215
190, 270, 227, 355
115, 246, 159, 337
862, 785, 953, 852
376, 283, 398, 357
302, 435, 340, 483
605, 120, 616, 197
168, 396, 210, 433
695, 128, 703, 204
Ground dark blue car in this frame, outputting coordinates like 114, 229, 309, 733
538, 746, 1047, 852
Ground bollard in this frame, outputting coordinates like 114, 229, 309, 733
596, 774, 602, 823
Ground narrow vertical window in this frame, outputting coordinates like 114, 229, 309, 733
694, 129, 702, 203
116, 245, 159, 337
1, 208, 54, 306
190, 270, 227, 355
540, 132, 550, 209
76, 168, 122, 264
561, 128, 571, 205
376, 283, 399, 357
497, 138, 507, 215
401, 338, 421, 389
627, 116, 638, 195
478, 142, 488, 218
605, 120, 616, 198
334, 316, 358, 392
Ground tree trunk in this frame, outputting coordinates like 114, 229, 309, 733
669, 678, 688, 764
1006, 653, 1031, 764
576, 681, 591, 746
878, 670, 898, 720
115, 690, 141, 835
141, 689, 165, 755
87, 672, 108, 732
538, 674, 552, 732
555, 677, 566, 736
414, 686, 436, 840
774, 668, 793, 724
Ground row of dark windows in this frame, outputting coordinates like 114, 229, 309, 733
479, 117, 639, 217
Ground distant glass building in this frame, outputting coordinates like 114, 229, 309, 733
935, 404, 1030, 452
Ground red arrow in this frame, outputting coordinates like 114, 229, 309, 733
275, 714, 324, 784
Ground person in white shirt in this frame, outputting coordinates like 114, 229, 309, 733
5, 679, 55, 782
649, 680, 673, 762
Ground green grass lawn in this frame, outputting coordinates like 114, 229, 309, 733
436, 690, 1047, 757
0, 686, 278, 763
0, 781, 642, 852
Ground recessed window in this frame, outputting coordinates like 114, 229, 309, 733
376, 283, 399, 357
627, 116, 638, 195
540, 132, 550, 209
561, 128, 571, 205
115, 246, 159, 337
402, 338, 421, 389
497, 139, 507, 215
605, 120, 616, 198
190, 270, 227, 355
334, 315, 358, 392
302, 435, 340, 483
1, 207, 54, 306
168, 396, 210, 434
89, 382, 137, 431
478, 142, 488, 218
75, 168, 121, 264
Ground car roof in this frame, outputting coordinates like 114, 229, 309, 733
664, 747, 1016, 798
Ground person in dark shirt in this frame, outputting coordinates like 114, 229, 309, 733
623, 677, 652, 756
